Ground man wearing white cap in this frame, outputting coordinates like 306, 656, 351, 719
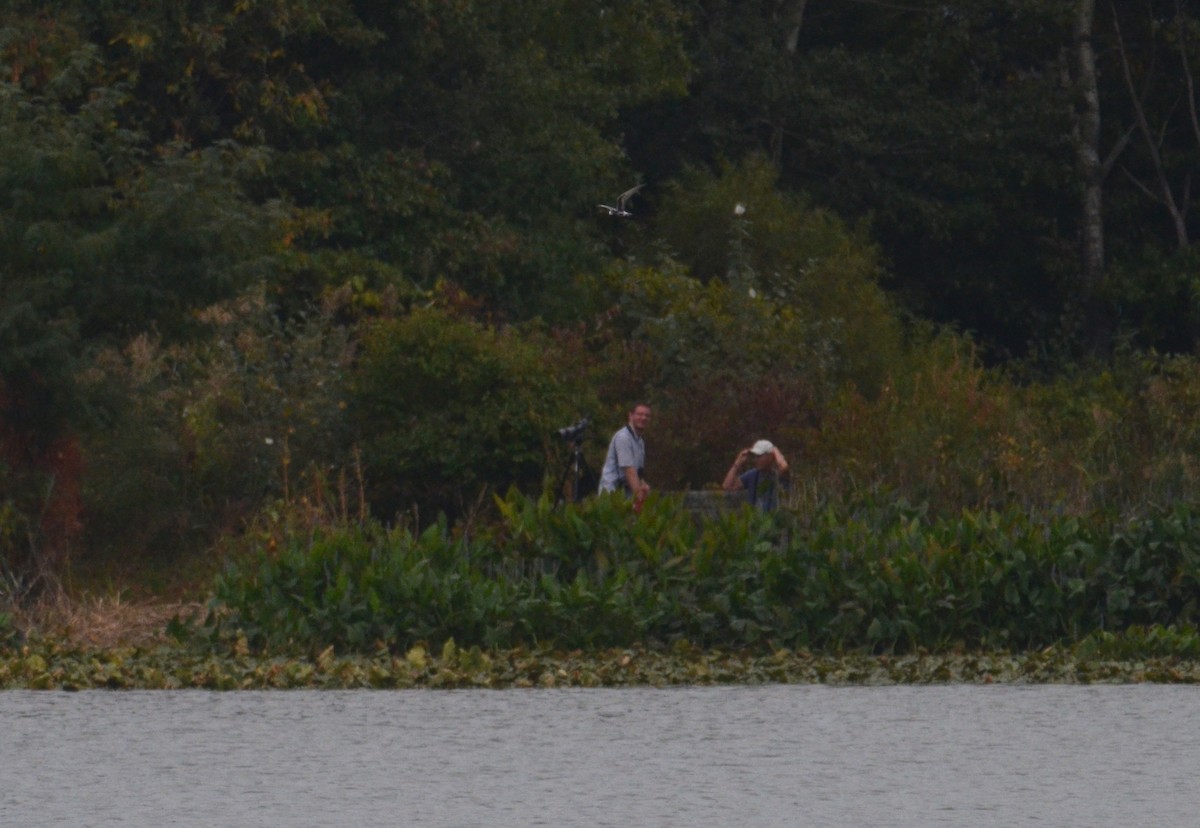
721, 439, 789, 511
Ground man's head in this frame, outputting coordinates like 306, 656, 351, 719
627, 403, 652, 435
750, 439, 776, 470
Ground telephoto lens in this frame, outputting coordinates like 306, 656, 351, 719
557, 417, 590, 441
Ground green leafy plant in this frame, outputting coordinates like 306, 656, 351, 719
213, 490, 1200, 657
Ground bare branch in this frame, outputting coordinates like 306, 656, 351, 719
1121, 165, 1165, 204
1174, 0, 1200, 148
1102, 123, 1136, 178
1113, 1, 1189, 246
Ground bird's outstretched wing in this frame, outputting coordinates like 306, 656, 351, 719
599, 184, 644, 217
616, 184, 644, 212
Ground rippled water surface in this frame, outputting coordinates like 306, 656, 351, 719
2, 685, 1197, 826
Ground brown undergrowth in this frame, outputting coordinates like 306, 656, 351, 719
9, 588, 207, 649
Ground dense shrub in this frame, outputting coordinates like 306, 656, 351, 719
650, 155, 907, 397
808, 335, 1024, 514
56, 271, 1200, 591
581, 261, 836, 489
77, 288, 356, 560
801, 343, 1200, 518
350, 307, 594, 522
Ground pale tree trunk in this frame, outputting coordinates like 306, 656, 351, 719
770, 0, 808, 168
1071, 0, 1111, 355
1075, 0, 1105, 298
781, 0, 807, 53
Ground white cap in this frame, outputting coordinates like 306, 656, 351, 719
750, 439, 775, 456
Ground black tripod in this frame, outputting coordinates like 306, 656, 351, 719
554, 435, 595, 505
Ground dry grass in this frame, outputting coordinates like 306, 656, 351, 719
9, 588, 208, 649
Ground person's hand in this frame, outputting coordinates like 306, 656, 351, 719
736, 448, 752, 464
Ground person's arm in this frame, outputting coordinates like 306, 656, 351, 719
772, 447, 790, 477
722, 448, 752, 492
623, 464, 644, 496
614, 429, 649, 497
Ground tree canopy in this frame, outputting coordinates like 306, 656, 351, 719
7, 0, 1200, 579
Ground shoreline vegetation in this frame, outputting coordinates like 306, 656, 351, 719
4, 637, 1200, 690
6, 491, 1200, 689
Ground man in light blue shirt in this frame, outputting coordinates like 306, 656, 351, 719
599, 403, 651, 502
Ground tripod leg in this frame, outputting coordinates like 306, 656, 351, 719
554, 455, 574, 505
554, 442, 591, 505
571, 454, 583, 502
573, 453, 588, 499
573, 451, 594, 502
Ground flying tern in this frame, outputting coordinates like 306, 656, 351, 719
599, 184, 644, 217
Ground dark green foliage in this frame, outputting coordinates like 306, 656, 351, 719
0, 77, 283, 573
1076, 624, 1200, 661
213, 491, 1200, 656
639, 0, 1080, 359
13, 0, 1200, 597
350, 308, 594, 521
256, 0, 689, 319
649, 156, 906, 395
0, 83, 281, 383
0, 97, 282, 577
1102, 246, 1200, 353
75, 288, 356, 560
214, 520, 499, 652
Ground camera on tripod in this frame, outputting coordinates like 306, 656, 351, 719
552, 417, 594, 503
557, 417, 590, 443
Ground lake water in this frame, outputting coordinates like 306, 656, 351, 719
2, 685, 1197, 827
